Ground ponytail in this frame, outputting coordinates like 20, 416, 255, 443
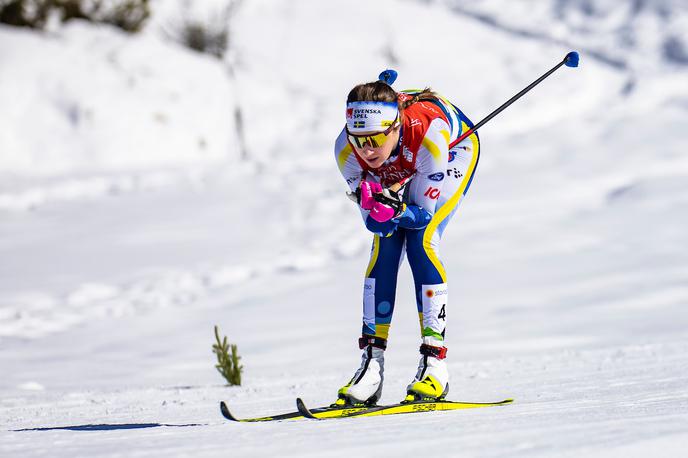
399, 87, 440, 110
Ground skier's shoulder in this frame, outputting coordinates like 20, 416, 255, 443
422, 117, 452, 151
411, 119, 450, 173
402, 109, 451, 162
334, 126, 360, 173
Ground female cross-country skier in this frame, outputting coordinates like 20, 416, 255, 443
334, 73, 480, 406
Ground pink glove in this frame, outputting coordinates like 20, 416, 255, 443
359, 181, 382, 210
360, 181, 396, 222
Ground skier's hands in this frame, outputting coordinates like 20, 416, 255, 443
360, 181, 406, 223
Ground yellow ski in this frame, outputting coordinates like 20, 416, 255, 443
220, 398, 513, 422
296, 397, 514, 420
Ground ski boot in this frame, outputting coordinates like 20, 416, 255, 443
404, 337, 449, 403
335, 336, 386, 407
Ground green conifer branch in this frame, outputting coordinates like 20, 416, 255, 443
212, 325, 243, 386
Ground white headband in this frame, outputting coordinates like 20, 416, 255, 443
346, 101, 399, 133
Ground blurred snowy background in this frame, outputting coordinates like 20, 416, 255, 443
1, 0, 687, 456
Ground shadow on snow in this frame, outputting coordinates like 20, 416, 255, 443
13, 423, 205, 432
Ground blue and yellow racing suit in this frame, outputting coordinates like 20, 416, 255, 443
334, 91, 480, 343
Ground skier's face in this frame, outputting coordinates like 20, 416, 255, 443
352, 127, 400, 169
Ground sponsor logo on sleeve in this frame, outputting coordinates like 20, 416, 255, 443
428, 172, 445, 182
447, 168, 463, 179
448, 151, 456, 162
424, 187, 441, 200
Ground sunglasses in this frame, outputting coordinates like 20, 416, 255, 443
346, 121, 399, 149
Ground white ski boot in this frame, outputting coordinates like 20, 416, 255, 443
405, 336, 449, 402
337, 336, 386, 406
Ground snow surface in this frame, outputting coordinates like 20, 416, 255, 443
1, 0, 688, 456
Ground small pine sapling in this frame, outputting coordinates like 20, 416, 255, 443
212, 325, 243, 386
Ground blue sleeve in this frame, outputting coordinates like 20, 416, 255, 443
394, 205, 432, 230
365, 215, 398, 237
364, 205, 431, 234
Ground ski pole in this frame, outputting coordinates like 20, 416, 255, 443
453, 51, 579, 144
355, 53, 579, 200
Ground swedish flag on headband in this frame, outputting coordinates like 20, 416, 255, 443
354, 121, 365, 129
